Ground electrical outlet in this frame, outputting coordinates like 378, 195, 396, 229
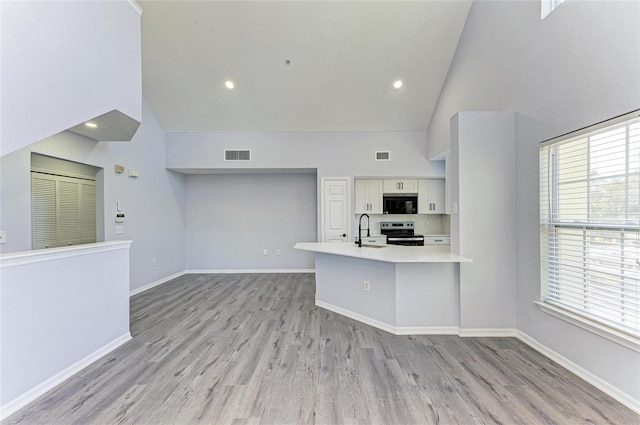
363, 281, 370, 292
0, 230, 6, 244
152, 258, 157, 266
115, 225, 124, 235
263, 249, 268, 256
276, 249, 281, 256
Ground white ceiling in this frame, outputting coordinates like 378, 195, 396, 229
139, 0, 472, 132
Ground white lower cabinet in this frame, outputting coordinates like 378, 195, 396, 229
424, 236, 450, 245
355, 179, 383, 214
359, 236, 387, 245
418, 179, 445, 214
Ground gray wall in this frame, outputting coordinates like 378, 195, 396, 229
429, 0, 640, 403
428, 0, 639, 159
1, 0, 141, 156
31, 153, 99, 178
452, 111, 517, 331
167, 130, 445, 242
166, 130, 444, 178
185, 173, 317, 270
0, 101, 186, 292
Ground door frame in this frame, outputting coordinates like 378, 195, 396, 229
319, 177, 352, 242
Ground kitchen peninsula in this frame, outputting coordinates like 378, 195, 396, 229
294, 242, 472, 335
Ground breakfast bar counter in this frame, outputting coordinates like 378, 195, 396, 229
294, 242, 472, 335
294, 242, 471, 263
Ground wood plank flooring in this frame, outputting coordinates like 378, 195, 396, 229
3, 273, 639, 424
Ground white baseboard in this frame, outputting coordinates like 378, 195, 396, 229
316, 300, 458, 336
516, 330, 640, 415
130, 271, 187, 296
458, 328, 518, 337
185, 268, 315, 274
130, 269, 315, 297
395, 326, 459, 336
0, 333, 132, 421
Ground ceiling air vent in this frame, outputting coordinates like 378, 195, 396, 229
375, 151, 390, 161
224, 149, 251, 161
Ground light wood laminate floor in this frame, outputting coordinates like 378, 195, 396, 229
4, 273, 639, 424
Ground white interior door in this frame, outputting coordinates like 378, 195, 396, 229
322, 178, 350, 242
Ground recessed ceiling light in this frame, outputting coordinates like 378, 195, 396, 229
224, 80, 235, 90
85, 122, 98, 128
393, 80, 403, 89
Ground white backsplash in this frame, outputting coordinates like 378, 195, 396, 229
359, 214, 449, 236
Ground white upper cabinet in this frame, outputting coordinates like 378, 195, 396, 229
355, 180, 383, 214
418, 179, 446, 214
382, 179, 418, 194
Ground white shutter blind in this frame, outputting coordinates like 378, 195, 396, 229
540, 113, 640, 338
80, 182, 97, 244
57, 179, 80, 246
31, 172, 97, 249
32, 175, 58, 249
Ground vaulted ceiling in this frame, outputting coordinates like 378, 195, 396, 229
139, 0, 472, 132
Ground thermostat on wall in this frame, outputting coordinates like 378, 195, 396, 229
115, 213, 125, 223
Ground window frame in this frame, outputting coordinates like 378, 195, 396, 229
538, 110, 640, 351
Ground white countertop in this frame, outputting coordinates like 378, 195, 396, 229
294, 242, 472, 264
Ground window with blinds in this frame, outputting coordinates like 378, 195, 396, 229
540, 111, 640, 339
31, 172, 97, 249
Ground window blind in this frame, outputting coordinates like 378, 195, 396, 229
31, 172, 97, 249
540, 112, 640, 338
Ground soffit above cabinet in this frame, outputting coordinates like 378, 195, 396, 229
67, 110, 141, 142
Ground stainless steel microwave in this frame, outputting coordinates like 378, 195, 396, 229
383, 194, 418, 214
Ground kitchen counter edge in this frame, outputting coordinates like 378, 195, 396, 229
294, 242, 472, 264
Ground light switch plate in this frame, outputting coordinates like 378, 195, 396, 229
0, 230, 6, 244
115, 225, 124, 235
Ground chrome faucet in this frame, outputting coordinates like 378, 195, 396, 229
358, 214, 370, 247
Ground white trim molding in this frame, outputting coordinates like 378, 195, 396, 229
130, 271, 187, 296
458, 328, 518, 338
0, 333, 132, 421
516, 330, 640, 415
130, 270, 315, 297
316, 300, 459, 336
127, 0, 143, 15
185, 269, 315, 274
535, 301, 640, 353
0, 241, 132, 268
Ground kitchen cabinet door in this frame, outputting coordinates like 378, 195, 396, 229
383, 179, 418, 193
355, 180, 382, 214
418, 179, 446, 214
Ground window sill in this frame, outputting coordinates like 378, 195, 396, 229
534, 301, 640, 353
